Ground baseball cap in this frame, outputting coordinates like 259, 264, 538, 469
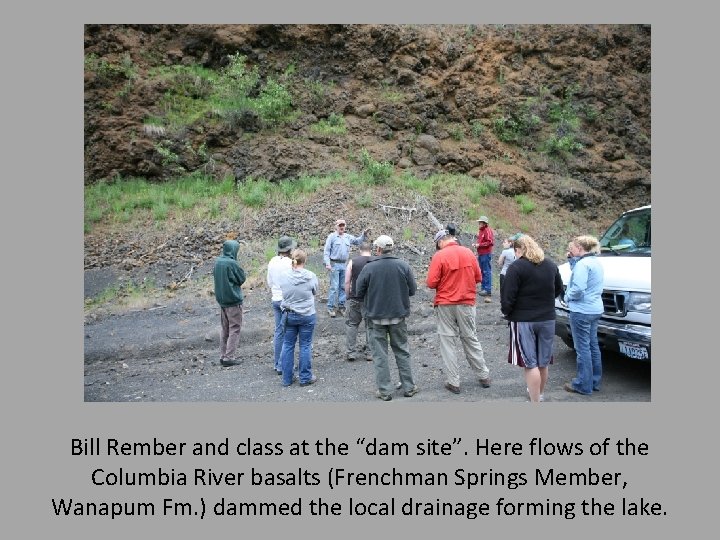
434, 229, 449, 244
373, 235, 394, 249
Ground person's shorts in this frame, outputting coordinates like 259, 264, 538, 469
507, 320, 555, 369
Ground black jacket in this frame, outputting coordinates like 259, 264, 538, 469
355, 254, 416, 319
501, 257, 563, 321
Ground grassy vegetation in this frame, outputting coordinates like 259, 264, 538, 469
514, 194, 537, 214
84, 278, 161, 311
142, 54, 296, 133
85, 168, 505, 234
310, 113, 347, 135
84, 168, 582, 311
489, 84, 589, 158
356, 149, 394, 185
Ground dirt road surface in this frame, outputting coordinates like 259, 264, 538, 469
84, 281, 651, 403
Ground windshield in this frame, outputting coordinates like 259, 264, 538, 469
599, 207, 651, 256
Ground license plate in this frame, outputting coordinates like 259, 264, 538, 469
619, 341, 649, 360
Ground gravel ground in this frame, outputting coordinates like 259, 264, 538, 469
83, 281, 651, 403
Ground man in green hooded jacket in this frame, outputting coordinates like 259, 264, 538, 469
213, 240, 246, 366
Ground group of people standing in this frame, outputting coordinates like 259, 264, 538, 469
212, 215, 606, 402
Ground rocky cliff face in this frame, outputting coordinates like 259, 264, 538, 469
84, 24, 650, 217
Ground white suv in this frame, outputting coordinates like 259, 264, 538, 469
555, 205, 651, 361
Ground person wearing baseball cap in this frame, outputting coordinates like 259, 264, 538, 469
427, 229, 491, 394
355, 235, 419, 401
323, 218, 371, 318
472, 215, 495, 298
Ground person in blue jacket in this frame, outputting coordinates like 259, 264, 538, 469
563, 235, 605, 395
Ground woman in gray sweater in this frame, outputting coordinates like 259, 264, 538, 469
279, 249, 319, 387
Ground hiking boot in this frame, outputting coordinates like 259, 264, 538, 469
404, 385, 419, 397
375, 390, 392, 401
220, 358, 242, 367
479, 378, 491, 388
445, 382, 461, 394
299, 375, 318, 386
328, 308, 337, 318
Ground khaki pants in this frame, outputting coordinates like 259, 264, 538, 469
435, 304, 489, 386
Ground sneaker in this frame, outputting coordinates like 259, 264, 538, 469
299, 375, 318, 386
564, 382, 580, 394
526, 387, 545, 402
484, 297, 492, 303
479, 290, 491, 296
376, 390, 392, 401
366, 355, 373, 361
328, 308, 337, 318
346, 354, 356, 362
445, 382, 461, 394
337, 306, 346, 316
479, 378, 491, 388
220, 358, 242, 367
404, 385, 419, 397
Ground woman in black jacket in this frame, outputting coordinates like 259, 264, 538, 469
501, 235, 564, 402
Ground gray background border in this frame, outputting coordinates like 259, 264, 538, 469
4, 1, 711, 537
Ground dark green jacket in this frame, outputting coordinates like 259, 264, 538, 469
213, 240, 246, 307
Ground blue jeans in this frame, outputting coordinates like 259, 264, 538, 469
272, 300, 283, 372
569, 311, 602, 394
478, 254, 492, 294
327, 263, 346, 309
280, 312, 316, 386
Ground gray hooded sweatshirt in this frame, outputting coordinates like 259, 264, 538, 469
279, 268, 318, 316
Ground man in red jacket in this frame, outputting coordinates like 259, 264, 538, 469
427, 230, 491, 394
472, 215, 495, 298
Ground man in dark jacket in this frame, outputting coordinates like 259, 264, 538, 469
213, 239, 246, 367
344, 242, 373, 361
355, 235, 418, 401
